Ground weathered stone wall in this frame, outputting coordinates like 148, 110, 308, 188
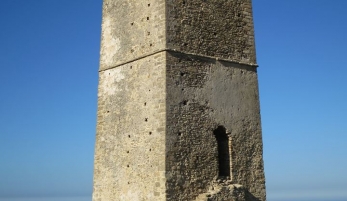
165, 52, 265, 201
167, 0, 256, 64
99, 0, 166, 70
100, 0, 256, 70
93, 52, 167, 200
94, 0, 265, 200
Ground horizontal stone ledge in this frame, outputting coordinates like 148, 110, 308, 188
99, 48, 259, 72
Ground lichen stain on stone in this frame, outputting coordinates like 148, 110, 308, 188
101, 16, 121, 67
99, 67, 125, 96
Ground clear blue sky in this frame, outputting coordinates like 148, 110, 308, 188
0, 1, 346, 201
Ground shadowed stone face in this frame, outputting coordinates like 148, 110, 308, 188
93, 0, 265, 201
165, 52, 265, 201
167, 0, 257, 64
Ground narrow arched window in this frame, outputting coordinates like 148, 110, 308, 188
214, 126, 230, 177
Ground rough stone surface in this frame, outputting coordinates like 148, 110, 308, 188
167, 0, 257, 64
93, 52, 167, 200
99, 0, 166, 70
93, 0, 265, 201
165, 52, 265, 201
195, 183, 247, 201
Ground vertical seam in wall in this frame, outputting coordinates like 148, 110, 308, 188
164, 1, 168, 196
164, 2, 168, 198
163, 51, 168, 199
164, 0, 168, 51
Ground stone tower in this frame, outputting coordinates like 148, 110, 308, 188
93, 0, 266, 200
